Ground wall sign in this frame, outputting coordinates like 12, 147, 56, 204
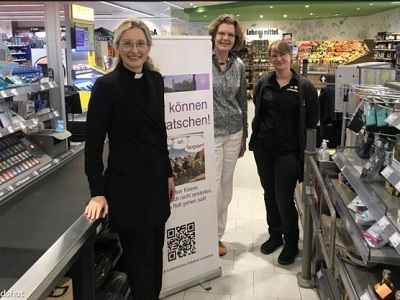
246, 28, 280, 40
71, 4, 94, 21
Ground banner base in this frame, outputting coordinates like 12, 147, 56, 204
160, 267, 222, 299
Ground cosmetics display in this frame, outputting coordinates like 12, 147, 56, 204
0, 131, 52, 192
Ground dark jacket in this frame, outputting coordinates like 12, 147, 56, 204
248, 69, 319, 181
84, 62, 172, 231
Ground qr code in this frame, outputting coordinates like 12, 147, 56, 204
166, 222, 196, 262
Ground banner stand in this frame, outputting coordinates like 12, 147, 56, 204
159, 268, 222, 298
151, 36, 221, 298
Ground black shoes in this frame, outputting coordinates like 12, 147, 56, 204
260, 237, 299, 265
278, 244, 299, 265
260, 236, 283, 254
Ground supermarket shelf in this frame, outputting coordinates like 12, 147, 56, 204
0, 109, 60, 138
373, 48, 396, 52
332, 148, 400, 256
335, 253, 377, 300
375, 40, 400, 43
315, 266, 341, 300
326, 176, 400, 265
0, 81, 57, 99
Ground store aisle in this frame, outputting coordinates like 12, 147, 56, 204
164, 101, 320, 300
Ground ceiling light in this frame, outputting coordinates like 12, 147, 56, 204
357, 8, 361, 10
203, 15, 207, 17
305, 5, 310, 8
310, 12, 314, 15
260, 15, 263, 18
0, 15, 43, 19
0, 4, 43, 7
164, 2, 184, 10
100, 1, 154, 17
369, 3, 374, 5
0, 11, 43, 14
284, 15, 288, 18
236, 14, 240, 17
269, 6, 273, 9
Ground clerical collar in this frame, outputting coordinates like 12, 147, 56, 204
134, 73, 143, 79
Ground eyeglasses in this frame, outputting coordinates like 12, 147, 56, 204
217, 31, 235, 39
119, 39, 149, 50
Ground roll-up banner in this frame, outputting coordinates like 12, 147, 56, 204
151, 36, 221, 298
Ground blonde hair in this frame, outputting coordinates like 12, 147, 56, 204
113, 17, 158, 71
207, 14, 244, 51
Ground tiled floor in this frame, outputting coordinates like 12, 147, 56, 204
163, 101, 320, 300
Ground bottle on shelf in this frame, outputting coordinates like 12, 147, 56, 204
374, 269, 396, 300
318, 139, 330, 162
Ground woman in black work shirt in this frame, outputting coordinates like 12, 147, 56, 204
249, 40, 319, 265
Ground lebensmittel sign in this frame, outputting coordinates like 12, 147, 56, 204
246, 28, 280, 40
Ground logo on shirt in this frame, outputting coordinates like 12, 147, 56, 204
287, 85, 298, 93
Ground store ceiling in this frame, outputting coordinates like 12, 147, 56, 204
0, 1, 399, 22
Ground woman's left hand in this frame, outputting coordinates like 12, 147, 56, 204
168, 177, 176, 203
239, 138, 247, 158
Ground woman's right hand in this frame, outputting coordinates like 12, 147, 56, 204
84, 196, 109, 221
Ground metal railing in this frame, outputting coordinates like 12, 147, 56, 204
297, 129, 337, 287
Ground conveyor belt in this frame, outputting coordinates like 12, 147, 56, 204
0, 147, 91, 294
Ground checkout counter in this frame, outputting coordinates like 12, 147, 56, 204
0, 142, 104, 299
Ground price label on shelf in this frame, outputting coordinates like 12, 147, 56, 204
395, 181, 400, 191
0, 91, 7, 98
377, 216, 390, 230
381, 166, 394, 178
385, 113, 399, 124
10, 89, 18, 95
389, 232, 400, 248
360, 291, 373, 300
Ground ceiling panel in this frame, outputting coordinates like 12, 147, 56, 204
182, 1, 400, 22
0, 1, 398, 23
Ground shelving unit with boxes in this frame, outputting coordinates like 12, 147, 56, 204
300, 84, 400, 300
374, 31, 400, 62
7, 37, 32, 66
237, 39, 271, 94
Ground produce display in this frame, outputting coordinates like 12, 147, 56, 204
297, 40, 370, 65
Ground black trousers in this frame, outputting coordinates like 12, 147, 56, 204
253, 145, 300, 245
118, 224, 165, 300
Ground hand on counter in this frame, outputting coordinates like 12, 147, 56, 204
84, 196, 109, 221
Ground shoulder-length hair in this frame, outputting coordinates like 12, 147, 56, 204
207, 14, 244, 51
